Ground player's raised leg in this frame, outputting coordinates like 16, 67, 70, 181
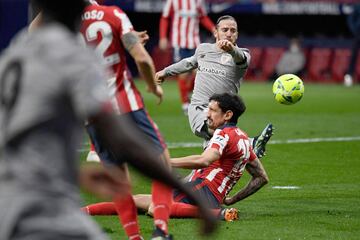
252, 123, 274, 158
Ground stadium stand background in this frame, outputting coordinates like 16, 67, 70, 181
1, 0, 359, 83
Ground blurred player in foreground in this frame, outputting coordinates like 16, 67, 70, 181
0, 0, 216, 239
155, 15, 273, 158
84, 93, 269, 221
80, 1, 200, 239
159, 0, 215, 115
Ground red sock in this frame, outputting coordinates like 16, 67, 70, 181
114, 194, 142, 240
170, 202, 221, 218
177, 76, 189, 104
151, 181, 172, 235
82, 202, 117, 215
90, 142, 95, 151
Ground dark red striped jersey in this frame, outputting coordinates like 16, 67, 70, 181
160, 0, 214, 49
189, 124, 257, 203
81, 4, 144, 113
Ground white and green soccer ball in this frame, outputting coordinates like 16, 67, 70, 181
272, 74, 304, 105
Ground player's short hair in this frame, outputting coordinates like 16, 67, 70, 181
209, 93, 246, 124
31, 0, 86, 32
216, 15, 237, 29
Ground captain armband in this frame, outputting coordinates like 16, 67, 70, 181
163, 58, 196, 76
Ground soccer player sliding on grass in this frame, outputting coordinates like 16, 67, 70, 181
84, 93, 269, 221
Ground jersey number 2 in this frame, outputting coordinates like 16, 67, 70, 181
83, 21, 120, 68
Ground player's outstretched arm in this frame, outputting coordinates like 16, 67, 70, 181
171, 148, 220, 169
223, 158, 269, 206
217, 40, 248, 65
155, 56, 198, 84
155, 70, 167, 84
130, 42, 163, 104
90, 112, 217, 235
122, 32, 163, 104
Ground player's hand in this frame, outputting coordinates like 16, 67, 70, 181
153, 85, 163, 104
79, 163, 130, 199
159, 38, 168, 51
217, 39, 235, 53
135, 30, 149, 45
155, 70, 167, 84
147, 85, 163, 105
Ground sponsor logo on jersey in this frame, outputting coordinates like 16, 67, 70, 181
197, 65, 226, 77
221, 53, 232, 64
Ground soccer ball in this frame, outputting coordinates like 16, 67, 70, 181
272, 74, 304, 105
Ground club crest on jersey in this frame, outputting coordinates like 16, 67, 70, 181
220, 53, 232, 64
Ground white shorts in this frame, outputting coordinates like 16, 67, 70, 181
188, 103, 211, 140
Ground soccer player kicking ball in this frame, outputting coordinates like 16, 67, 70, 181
85, 93, 269, 221
155, 15, 273, 158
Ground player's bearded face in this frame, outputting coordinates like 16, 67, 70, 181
215, 20, 238, 45
207, 101, 227, 130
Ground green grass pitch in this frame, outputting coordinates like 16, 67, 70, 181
81, 80, 360, 240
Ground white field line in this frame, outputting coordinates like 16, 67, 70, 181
272, 186, 301, 190
79, 136, 360, 152
166, 136, 360, 149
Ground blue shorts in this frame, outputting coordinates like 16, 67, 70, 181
173, 47, 196, 63
173, 178, 220, 209
86, 109, 166, 166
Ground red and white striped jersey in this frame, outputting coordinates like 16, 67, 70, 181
189, 124, 257, 203
80, 4, 144, 114
160, 0, 215, 49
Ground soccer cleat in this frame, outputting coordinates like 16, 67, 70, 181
253, 123, 274, 158
86, 150, 100, 162
151, 227, 173, 240
221, 208, 239, 222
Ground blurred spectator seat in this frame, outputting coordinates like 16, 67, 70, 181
331, 48, 351, 83
151, 46, 173, 72
307, 48, 333, 82
260, 47, 285, 81
245, 46, 263, 81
